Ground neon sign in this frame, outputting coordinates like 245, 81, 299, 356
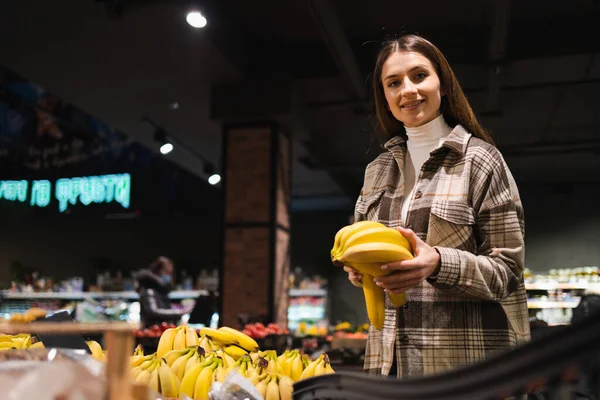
0, 173, 131, 212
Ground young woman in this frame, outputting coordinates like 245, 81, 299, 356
344, 34, 530, 378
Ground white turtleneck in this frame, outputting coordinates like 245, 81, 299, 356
401, 114, 453, 225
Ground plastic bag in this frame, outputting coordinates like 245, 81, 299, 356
208, 371, 264, 400
0, 348, 106, 400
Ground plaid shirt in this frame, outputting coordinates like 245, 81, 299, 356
355, 125, 530, 378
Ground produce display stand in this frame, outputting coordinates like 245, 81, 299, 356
293, 310, 600, 399
329, 337, 366, 350
256, 334, 292, 354
0, 321, 146, 400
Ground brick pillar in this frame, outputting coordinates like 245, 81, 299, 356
219, 121, 291, 328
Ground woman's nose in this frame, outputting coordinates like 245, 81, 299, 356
401, 79, 418, 97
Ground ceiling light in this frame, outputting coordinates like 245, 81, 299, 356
208, 174, 221, 185
160, 143, 173, 155
186, 11, 207, 28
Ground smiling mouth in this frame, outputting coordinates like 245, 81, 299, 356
401, 100, 424, 109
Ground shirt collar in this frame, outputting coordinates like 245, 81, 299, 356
441, 125, 471, 155
383, 124, 471, 155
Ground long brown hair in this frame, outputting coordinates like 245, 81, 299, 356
373, 34, 495, 145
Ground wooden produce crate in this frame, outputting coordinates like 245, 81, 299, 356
0, 321, 152, 400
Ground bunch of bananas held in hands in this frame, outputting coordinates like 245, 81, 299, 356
331, 220, 414, 330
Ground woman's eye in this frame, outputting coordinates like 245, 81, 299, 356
415, 72, 427, 80
387, 80, 399, 88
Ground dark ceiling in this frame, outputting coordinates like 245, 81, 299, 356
1, 0, 599, 211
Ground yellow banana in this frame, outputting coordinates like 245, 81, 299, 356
223, 344, 248, 360
339, 226, 411, 257
180, 359, 208, 398
156, 327, 178, 358
171, 349, 196, 380
133, 343, 144, 356
302, 354, 311, 368
324, 363, 335, 374
291, 354, 304, 381
213, 348, 234, 368
130, 345, 149, 367
185, 326, 199, 347
362, 274, 385, 330
193, 359, 219, 400
199, 335, 215, 353
173, 327, 187, 350
345, 262, 408, 308
279, 375, 294, 400
12, 335, 31, 349
255, 375, 268, 398
0, 342, 17, 350
387, 292, 407, 308
131, 353, 155, 368
185, 347, 207, 374
135, 359, 159, 385
218, 326, 260, 352
314, 359, 327, 376
215, 365, 229, 382
30, 341, 45, 349
158, 358, 181, 397
148, 364, 160, 393
331, 221, 386, 260
86, 340, 104, 361
163, 347, 194, 367
338, 241, 413, 264
300, 353, 329, 380
0, 335, 13, 343
199, 327, 236, 346
300, 360, 317, 380
282, 354, 293, 377
132, 357, 156, 379
331, 224, 354, 259
266, 375, 281, 400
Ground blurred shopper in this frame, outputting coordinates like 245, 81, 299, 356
343, 34, 530, 378
135, 256, 192, 327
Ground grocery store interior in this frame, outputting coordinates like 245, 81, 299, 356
0, 0, 599, 399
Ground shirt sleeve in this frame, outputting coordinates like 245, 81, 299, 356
141, 289, 187, 320
428, 153, 525, 301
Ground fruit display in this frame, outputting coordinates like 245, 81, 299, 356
130, 324, 335, 399
331, 221, 414, 330
134, 322, 178, 338
0, 333, 107, 361
7, 307, 47, 323
242, 322, 289, 339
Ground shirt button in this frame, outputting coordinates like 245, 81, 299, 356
414, 191, 422, 199
399, 335, 409, 345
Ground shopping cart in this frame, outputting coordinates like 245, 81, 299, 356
293, 310, 600, 400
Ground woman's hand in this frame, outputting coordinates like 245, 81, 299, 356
374, 227, 441, 294
343, 265, 363, 287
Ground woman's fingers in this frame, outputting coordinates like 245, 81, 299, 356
343, 265, 358, 274
382, 278, 423, 294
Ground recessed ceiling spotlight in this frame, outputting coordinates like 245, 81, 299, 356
186, 11, 207, 28
168, 102, 180, 110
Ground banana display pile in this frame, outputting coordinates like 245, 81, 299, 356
130, 325, 335, 399
0, 332, 107, 361
331, 221, 414, 330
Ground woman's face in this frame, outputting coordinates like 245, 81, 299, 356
381, 51, 443, 128
162, 262, 174, 276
